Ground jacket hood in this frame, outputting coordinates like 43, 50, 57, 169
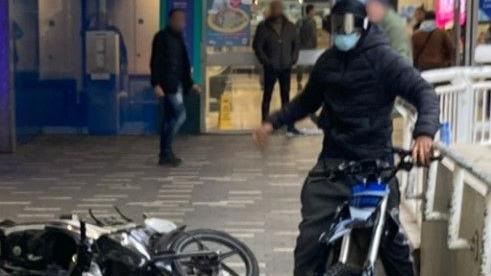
352, 24, 389, 53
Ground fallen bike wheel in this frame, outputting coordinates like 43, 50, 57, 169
170, 229, 259, 276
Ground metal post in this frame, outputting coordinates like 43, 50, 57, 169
453, 0, 461, 65
464, 1, 473, 66
481, 194, 491, 276
464, 0, 479, 65
200, 0, 207, 133
455, 71, 473, 144
0, 0, 15, 153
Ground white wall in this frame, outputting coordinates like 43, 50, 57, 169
107, 0, 160, 75
38, 0, 81, 81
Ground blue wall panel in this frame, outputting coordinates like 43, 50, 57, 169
15, 73, 87, 141
120, 76, 159, 135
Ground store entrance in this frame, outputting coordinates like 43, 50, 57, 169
202, 0, 331, 133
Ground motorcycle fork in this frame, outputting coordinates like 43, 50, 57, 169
365, 194, 389, 271
338, 233, 352, 264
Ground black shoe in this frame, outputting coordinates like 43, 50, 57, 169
159, 156, 182, 167
286, 127, 303, 137
170, 152, 183, 163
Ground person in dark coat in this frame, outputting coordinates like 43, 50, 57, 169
253, 0, 439, 275
150, 8, 199, 167
253, 0, 301, 136
412, 5, 426, 31
296, 4, 318, 91
412, 11, 454, 70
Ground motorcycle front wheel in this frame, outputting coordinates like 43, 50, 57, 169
325, 263, 362, 276
170, 229, 259, 276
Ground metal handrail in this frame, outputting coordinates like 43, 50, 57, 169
431, 143, 491, 275
395, 99, 491, 275
434, 144, 491, 187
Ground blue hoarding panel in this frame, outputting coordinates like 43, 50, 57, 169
87, 76, 119, 135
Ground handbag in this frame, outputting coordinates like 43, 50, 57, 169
414, 30, 435, 70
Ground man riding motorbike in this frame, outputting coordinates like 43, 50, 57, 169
253, 0, 440, 275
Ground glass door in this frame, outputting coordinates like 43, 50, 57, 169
201, 0, 331, 133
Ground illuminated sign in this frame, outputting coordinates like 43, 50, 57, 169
435, 0, 466, 28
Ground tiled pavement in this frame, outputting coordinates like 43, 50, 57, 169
0, 134, 322, 276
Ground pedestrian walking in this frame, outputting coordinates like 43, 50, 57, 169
367, 0, 413, 64
150, 8, 200, 167
412, 11, 454, 70
296, 4, 318, 92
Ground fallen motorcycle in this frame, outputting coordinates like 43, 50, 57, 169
0, 208, 259, 276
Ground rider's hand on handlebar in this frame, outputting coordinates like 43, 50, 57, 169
253, 122, 273, 149
412, 135, 434, 166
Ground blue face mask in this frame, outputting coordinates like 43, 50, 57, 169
333, 33, 361, 52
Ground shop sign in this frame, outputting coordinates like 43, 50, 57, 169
480, 0, 491, 22
435, 0, 466, 28
207, 0, 252, 46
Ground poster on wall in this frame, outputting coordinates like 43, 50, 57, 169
167, 0, 194, 61
480, 0, 491, 22
206, 0, 252, 47
435, 0, 466, 28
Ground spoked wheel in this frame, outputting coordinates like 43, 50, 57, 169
170, 229, 259, 276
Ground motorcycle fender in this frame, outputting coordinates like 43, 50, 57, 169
144, 218, 178, 234
319, 219, 353, 245
327, 228, 351, 244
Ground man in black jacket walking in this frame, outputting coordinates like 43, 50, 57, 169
150, 8, 198, 166
253, 0, 439, 275
253, 0, 301, 136
296, 4, 318, 92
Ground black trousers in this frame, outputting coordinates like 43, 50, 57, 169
294, 160, 415, 276
262, 67, 294, 130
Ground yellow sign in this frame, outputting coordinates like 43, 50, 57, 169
218, 92, 233, 130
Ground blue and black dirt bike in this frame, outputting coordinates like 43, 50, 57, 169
318, 148, 437, 276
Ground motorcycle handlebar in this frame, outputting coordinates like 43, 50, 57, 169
308, 147, 442, 181
333, 147, 441, 180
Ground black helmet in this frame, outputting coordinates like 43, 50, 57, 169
332, 0, 367, 17
323, 0, 369, 34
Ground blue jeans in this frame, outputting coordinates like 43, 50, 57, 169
160, 87, 186, 158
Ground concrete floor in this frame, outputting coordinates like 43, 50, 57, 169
0, 134, 323, 275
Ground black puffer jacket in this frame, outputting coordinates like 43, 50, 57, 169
253, 16, 300, 70
150, 27, 193, 94
267, 25, 440, 160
